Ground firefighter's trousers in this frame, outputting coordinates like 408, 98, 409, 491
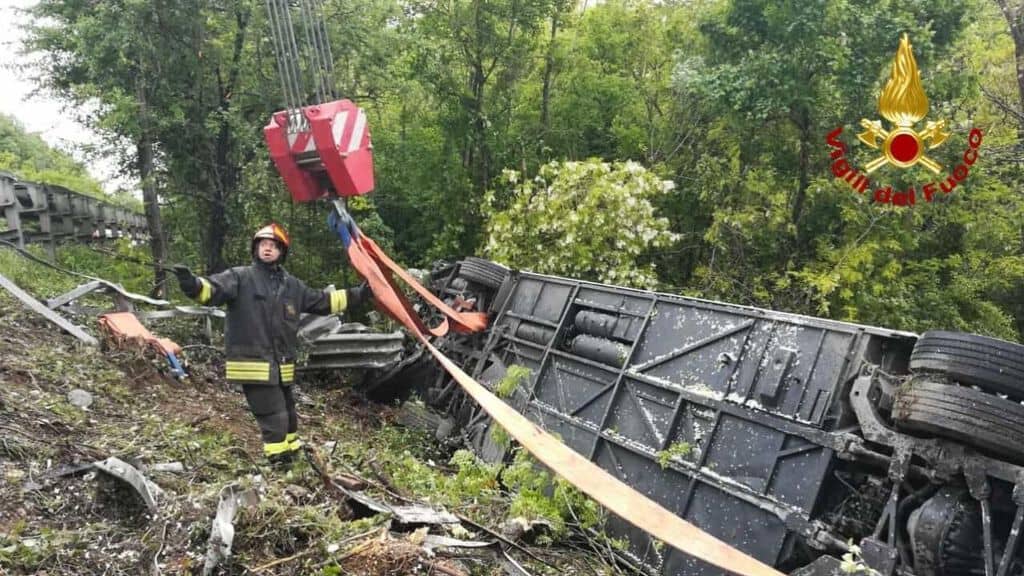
242, 381, 301, 458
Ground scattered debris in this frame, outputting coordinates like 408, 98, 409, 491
421, 533, 494, 554
46, 278, 168, 311
297, 314, 342, 344
304, 325, 406, 370
98, 312, 186, 378
0, 271, 97, 345
306, 445, 460, 526
92, 456, 164, 513
0, 286, 623, 576
147, 462, 185, 474
202, 483, 259, 576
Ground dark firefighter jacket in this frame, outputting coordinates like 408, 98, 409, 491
192, 260, 348, 385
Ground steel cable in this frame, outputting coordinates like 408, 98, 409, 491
298, 0, 327, 103
266, 0, 307, 131
309, 0, 337, 99
265, 0, 300, 120
279, 1, 308, 130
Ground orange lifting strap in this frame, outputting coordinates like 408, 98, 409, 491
328, 202, 487, 337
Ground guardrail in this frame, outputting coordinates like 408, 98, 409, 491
0, 171, 148, 256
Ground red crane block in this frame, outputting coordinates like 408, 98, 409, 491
264, 99, 375, 202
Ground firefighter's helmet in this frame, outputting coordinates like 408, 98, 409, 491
252, 222, 290, 263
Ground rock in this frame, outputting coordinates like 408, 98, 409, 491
435, 417, 456, 441
498, 517, 552, 543
284, 484, 310, 503
67, 389, 93, 410
21, 480, 43, 493
149, 462, 185, 473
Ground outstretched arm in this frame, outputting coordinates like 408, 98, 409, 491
174, 265, 239, 306
300, 280, 372, 315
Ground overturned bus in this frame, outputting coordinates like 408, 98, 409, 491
372, 257, 1024, 576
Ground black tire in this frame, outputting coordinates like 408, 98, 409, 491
457, 257, 509, 289
893, 379, 1024, 462
488, 273, 515, 315
909, 331, 1024, 398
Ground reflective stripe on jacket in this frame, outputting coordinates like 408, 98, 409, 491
191, 261, 347, 385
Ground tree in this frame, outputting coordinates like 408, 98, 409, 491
24, 0, 185, 293
993, 0, 1024, 138
483, 159, 678, 287
0, 114, 107, 200
408, 0, 559, 254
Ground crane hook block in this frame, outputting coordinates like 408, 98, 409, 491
263, 99, 375, 202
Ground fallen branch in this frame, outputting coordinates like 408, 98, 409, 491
455, 513, 554, 570
248, 548, 317, 573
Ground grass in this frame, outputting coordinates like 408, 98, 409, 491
0, 246, 631, 576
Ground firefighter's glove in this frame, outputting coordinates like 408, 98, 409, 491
346, 281, 373, 309
173, 265, 200, 298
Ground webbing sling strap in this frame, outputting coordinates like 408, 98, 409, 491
328, 203, 785, 576
329, 205, 486, 337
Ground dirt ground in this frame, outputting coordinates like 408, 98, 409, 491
0, 289, 626, 576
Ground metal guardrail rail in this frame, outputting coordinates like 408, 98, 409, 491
0, 171, 148, 256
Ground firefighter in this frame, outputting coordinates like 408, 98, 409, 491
173, 222, 370, 467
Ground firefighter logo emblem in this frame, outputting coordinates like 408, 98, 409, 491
857, 34, 949, 174
825, 34, 983, 206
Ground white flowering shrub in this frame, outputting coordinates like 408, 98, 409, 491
482, 159, 679, 288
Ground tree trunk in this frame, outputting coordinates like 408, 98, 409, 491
135, 77, 168, 298
791, 107, 812, 236
996, 0, 1024, 140
540, 12, 558, 138
204, 6, 249, 274
206, 197, 227, 273
472, 62, 489, 192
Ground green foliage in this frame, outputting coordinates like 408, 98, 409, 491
483, 159, 678, 288
16, 0, 1024, 339
656, 441, 693, 469
501, 448, 604, 538
374, 425, 501, 510
0, 114, 127, 204
490, 424, 511, 449
0, 241, 156, 300
495, 365, 532, 399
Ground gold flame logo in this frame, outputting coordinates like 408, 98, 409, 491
857, 34, 949, 173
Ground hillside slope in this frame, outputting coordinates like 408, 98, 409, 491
0, 284, 622, 575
